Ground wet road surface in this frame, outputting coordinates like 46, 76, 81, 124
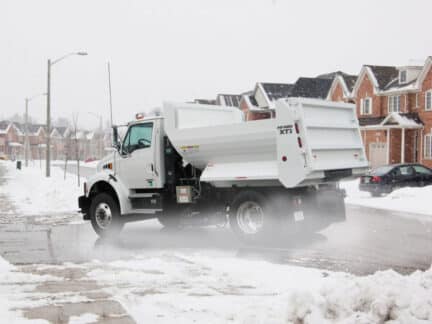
1, 203, 431, 276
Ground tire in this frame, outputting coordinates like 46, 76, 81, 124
89, 193, 124, 237
229, 191, 281, 243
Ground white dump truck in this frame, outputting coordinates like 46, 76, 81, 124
79, 98, 368, 241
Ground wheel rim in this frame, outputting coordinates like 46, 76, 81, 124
95, 202, 112, 229
236, 201, 264, 234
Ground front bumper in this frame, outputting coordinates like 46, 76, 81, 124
78, 195, 91, 220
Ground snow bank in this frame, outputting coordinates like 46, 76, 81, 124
341, 178, 432, 217
287, 267, 432, 323
0, 161, 84, 216
86, 252, 432, 324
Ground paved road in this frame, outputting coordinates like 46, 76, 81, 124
1, 162, 431, 275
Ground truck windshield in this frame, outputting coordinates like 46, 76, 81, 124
122, 122, 153, 154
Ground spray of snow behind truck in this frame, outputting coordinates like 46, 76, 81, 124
79, 98, 369, 241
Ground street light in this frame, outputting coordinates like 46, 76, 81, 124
46, 51, 88, 177
24, 93, 46, 167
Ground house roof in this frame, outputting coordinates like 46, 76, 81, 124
248, 95, 258, 107
260, 83, 294, 101
27, 124, 46, 134
290, 77, 333, 99
365, 65, 399, 90
359, 112, 423, 127
55, 126, 68, 136
317, 71, 357, 92
0, 121, 10, 133
358, 116, 385, 126
383, 78, 417, 92
342, 75, 358, 92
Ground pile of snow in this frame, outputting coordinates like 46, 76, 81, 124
287, 268, 432, 323
85, 252, 432, 324
0, 161, 84, 217
341, 178, 432, 216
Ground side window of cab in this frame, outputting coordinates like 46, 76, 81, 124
122, 123, 153, 155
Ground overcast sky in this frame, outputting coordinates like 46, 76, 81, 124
1, 0, 431, 129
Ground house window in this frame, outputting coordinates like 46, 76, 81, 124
415, 93, 419, 108
361, 97, 372, 115
426, 91, 432, 111
388, 95, 401, 113
424, 133, 432, 159
399, 70, 407, 83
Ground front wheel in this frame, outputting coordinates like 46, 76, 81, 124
89, 193, 124, 237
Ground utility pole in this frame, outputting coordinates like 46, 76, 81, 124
46, 59, 51, 177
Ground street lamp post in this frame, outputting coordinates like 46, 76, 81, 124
46, 51, 87, 177
24, 93, 46, 167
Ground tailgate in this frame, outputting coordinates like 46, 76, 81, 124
275, 98, 369, 187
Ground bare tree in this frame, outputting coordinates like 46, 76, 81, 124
71, 113, 80, 187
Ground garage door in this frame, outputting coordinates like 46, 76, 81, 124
369, 142, 387, 167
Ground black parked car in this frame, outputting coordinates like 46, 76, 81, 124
359, 164, 432, 197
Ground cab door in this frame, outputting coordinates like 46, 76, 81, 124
118, 122, 157, 189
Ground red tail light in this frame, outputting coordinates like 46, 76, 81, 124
297, 137, 303, 148
371, 176, 382, 183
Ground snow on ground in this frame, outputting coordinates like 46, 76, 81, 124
341, 178, 432, 217
55, 160, 99, 169
68, 313, 99, 324
1, 249, 431, 323
0, 255, 60, 323
83, 251, 432, 324
0, 161, 84, 219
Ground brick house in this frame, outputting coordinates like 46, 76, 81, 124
350, 62, 431, 167
326, 71, 357, 103
0, 121, 23, 158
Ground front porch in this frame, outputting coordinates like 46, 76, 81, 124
360, 113, 423, 167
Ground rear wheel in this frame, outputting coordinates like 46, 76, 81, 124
89, 193, 124, 237
229, 191, 281, 242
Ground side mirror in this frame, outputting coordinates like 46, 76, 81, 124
112, 126, 121, 151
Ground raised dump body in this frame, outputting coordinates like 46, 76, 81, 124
163, 98, 368, 188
